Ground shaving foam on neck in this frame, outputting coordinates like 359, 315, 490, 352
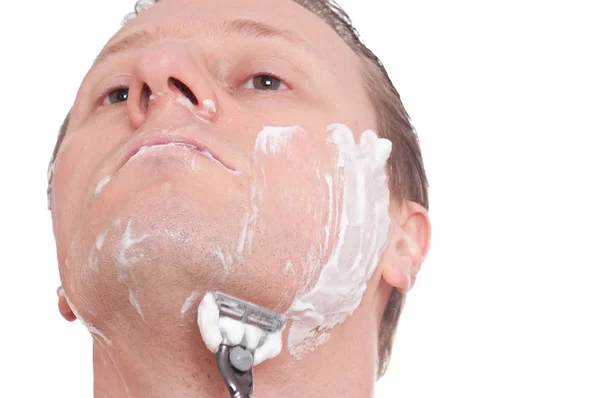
286, 124, 392, 358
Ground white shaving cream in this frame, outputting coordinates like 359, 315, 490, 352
202, 99, 216, 114
175, 96, 194, 110
96, 230, 108, 251
47, 161, 55, 210
285, 124, 392, 358
116, 219, 150, 318
197, 292, 283, 366
94, 177, 111, 196
175, 95, 213, 123
237, 212, 250, 254
253, 126, 303, 154
211, 246, 233, 276
180, 291, 202, 317
88, 248, 99, 272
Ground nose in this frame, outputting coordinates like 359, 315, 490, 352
127, 39, 218, 128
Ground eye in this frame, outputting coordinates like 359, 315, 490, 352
242, 74, 288, 91
102, 87, 129, 105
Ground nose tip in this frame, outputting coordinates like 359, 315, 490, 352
127, 40, 218, 128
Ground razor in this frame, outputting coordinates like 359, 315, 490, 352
210, 291, 286, 398
213, 291, 286, 333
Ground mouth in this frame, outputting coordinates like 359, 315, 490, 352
117, 133, 238, 174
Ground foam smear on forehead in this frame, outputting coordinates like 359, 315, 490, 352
286, 123, 392, 358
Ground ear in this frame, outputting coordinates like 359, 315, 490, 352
57, 286, 77, 322
380, 200, 431, 293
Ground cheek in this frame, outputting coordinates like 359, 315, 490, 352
249, 127, 338, 300
51, 129, 118, 260
52, 136, 91, 257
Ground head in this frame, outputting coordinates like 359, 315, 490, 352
48, 0, 429, 378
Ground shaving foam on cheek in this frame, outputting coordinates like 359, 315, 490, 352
254, 126, 304, 154
286, 124, 392, 358
227, 126, 295, 261
196, 293, 284, 366
94, 177, 111, 196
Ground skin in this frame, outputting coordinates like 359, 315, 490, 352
50, 0, 431, 397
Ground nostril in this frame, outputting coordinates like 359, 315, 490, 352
141, 83, 151, 113
168, 77, 199, 106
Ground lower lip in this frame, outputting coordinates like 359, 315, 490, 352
122, 142, 205, 168
118, 134, 238, 173
119, 142, 240, 176
120, 136, 210, 168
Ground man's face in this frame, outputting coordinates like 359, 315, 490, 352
50, 0, 380, 331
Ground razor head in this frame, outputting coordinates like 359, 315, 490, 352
212, 291, 286, 333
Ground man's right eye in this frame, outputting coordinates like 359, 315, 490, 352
102, 87, 129, 105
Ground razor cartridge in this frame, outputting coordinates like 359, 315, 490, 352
212, 291, 286, 333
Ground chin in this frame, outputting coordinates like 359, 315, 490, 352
60, 149, 330, 333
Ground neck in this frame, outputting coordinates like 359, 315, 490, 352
92, 305, 379, 398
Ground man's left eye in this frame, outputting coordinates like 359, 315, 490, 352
242, 74, 288, 91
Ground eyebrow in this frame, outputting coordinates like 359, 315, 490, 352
92, 18, 311, 68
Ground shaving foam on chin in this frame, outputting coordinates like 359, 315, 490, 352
285, 124, 392, 358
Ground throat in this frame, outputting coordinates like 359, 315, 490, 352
92, 326, 226, 398
90, 308, 378, 398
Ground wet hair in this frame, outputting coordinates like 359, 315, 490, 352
47, 0, 428, 378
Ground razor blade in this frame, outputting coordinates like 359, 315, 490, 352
211, 291, 286, 333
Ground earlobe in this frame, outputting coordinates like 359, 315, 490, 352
381, 200, 431, 294
57, 286, 77, 322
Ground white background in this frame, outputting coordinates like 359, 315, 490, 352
1, 0, 599, 397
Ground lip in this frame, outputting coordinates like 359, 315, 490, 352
117, 132, 238, 173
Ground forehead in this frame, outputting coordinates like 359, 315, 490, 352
100, 0, 356, 66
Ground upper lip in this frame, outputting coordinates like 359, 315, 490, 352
117, 131, 237, 173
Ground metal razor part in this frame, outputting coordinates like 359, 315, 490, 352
212, 291, 286, 332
